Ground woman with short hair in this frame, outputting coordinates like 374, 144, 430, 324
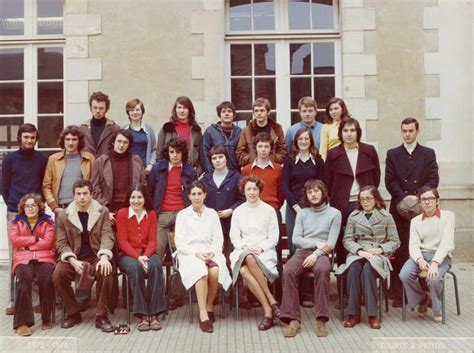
338, 185, 400, 329
10, 193, 55, 336
229, 176, 280, 331
175, 180, 232, 333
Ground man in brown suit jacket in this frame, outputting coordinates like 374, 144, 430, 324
80, 91, 119, 157
53, 179, 115, 332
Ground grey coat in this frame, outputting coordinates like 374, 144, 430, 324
335, 208, 400, 285
122, 123, 157, 166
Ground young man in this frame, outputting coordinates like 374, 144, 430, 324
148, 137, 197, 309
399, 186, 453, 322
285, 96, 323, 151
236, 98, 287, 167
90, 129, 146, 222
80, 91, 119, 157
325, 118, 380, 297
2, 123, 47, 315
241, 132, 285, 300
385, 117, 439, 307
52, 180, 115, 332
42, 125, 95, 217
279, 179, 341, 337
200, 101, 242, 173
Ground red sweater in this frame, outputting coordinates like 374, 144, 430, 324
116, 208, 157, 259
161, 166, 185, 212
241, 162, 284, 209
175, 120, 191, 148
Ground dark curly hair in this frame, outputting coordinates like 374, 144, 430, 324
57, 125, 85, 150
88, 91, 110, 111
160, 137, 188, 163
239, 175, 265, 194
17, 193, 46, 215
302, 179, 329, 207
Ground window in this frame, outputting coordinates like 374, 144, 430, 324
225, 0, 341, 129
0, 0, 64, 156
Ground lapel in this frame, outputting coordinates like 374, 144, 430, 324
66, 200, 103, 232
352, 208, 384, 230
332, 145, 353, 176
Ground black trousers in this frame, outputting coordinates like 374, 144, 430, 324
13, 261, 54, 329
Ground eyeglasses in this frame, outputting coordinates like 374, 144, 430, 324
359, 197, 374, 202
420, 196, 437, 203
24, 204, 38, 210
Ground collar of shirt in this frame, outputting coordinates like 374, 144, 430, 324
422, 208, 441, 220
295, 153, 315, 165
251, 159, 274, 170
403, 141, 418, 155
299, 121, 317, 129
344, 143, 359, 152
128, 206, 148, 223
168, 162, 183, 171
128, 123, 144, 132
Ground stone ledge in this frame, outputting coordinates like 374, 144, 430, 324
64, 14, 101, 36
342, 8, 376, 31
342, 31, 364, 53
66, 36, 88, 58
64, 0, 88, 14
343, 53, 377, 75
343, 76, 365, 98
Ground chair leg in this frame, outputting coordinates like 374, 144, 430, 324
402, 285, 407, 322
448, 271, 461, 315
125, 274, 131, 325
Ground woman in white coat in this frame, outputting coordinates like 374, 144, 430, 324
229, 175, 280, 331
175, 180, 232, 333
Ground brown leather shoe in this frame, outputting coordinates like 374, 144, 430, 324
301, 300, 314, 308
199, 319, 213, 333
95, 316, 114, 333
61, 313, 82, 329
343, 315, 361, 328
16, 325, 32, 336
5, 305, 14, 316
42, 320, 53, 330
271, 303, 281, 319
258, 317, 274, 331
315, 319, 329, 337
368, 316, 381, 329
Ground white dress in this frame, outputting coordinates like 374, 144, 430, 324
229, 200, 279, 280
174, 206, 232, 290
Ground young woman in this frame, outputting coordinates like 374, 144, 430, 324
116, 184, 167, 331
337, 186, 400, 329
319, 97, 350, 160
229, 176, 280, 331
157, 96, 202, 172
174, 180, 232, 333
123, 98, 157, 173
200, 144, 244, 259
282, 127, 325, 256
10, 193, 55, 336
399, 186, 455, 323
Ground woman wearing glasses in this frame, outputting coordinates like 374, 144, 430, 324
337, 186, 399, 329
399, 186, 455, 323
10, 193, 56, 336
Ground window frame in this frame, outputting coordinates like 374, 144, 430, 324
224, 0, 342, 131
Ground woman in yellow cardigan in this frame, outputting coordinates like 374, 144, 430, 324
319, 97, 350, 160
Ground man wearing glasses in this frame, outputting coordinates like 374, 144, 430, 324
385, 117, 439, 307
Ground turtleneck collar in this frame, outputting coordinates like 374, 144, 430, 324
19, 147, 35, 156
310, 203, 329, 213
110, 150, 128, 160
91, 117, 107, 127
214, 167, 228, 176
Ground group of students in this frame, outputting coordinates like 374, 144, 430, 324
2, 91, 454, 338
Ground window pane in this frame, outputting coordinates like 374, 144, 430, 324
38, 47, 63, 79
0, 0, 24, 35
235, 112, 253, 127
314, 76, 335, 109
316, 111, 326, 124
37, 115, 63, 148
253, 0, 275, 30
290, 43, 311, 75
0, 117, 23, 149
0, 48, 23, 80
231, 79, 252, 110
0, 83, 23, 114
229, 0, 251, 31
290, 78, 311, 109
290, 111, 301, 125
231, 45, 251, 76
288, 0, 310, 30
254, 44, 275, 76
38, 82, 63, 114
312, 0, 334, 30
255, 78, 276, 109
37, 0, 63, 35
313, 42, 334, 74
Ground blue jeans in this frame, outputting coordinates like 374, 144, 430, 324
119, 254, 167, 317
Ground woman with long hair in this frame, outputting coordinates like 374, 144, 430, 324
116, 183, 167, 331
319, 97, 350, 160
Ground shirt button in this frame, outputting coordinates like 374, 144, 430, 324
414, 180, 417, 183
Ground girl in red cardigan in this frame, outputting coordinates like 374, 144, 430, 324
10, 193, 55, 336
116, 183, 167, 331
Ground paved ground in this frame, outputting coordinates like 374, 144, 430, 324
0, 263, 473, 353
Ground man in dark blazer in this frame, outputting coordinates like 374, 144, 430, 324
325, 118, 381, 268
385, 117, 439, 306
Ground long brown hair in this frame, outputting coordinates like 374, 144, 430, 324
325, 97, 350, 124
356, 185, 386, 210
170, 96, 196, 125
290, 127, 319, 160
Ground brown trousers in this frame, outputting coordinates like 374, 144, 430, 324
53, 254, 115, 317
279, 249, 331, 323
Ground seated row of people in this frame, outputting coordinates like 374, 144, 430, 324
11, 177, 453, 337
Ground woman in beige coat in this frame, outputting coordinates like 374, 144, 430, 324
336, 185, 400, 329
